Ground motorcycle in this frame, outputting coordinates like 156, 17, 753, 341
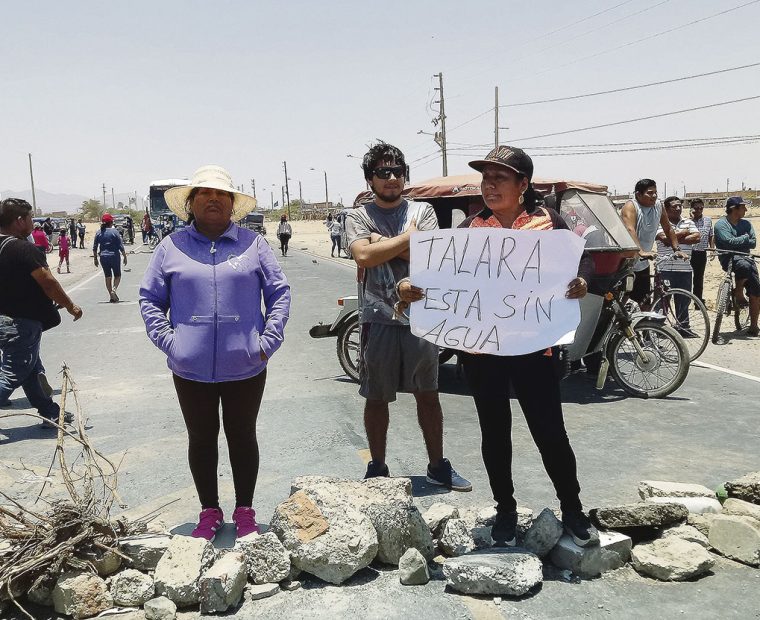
310, 176, 690, 398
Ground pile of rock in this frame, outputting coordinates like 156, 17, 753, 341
7, 471, 759, 616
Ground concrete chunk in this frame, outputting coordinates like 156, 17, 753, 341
398, 548, 430, 585
660, 524, 710, 548
110, 568, 155, 607
235, 531, 291, 584
144, 596, 177, 620
646, 496, 722, 514
631, 537, 714, 581
247, 582, 280, 600
549, 534, 603, 579
725, 471, 760, 504
154, 535, 216, 606
638, 480, 716, 500
598, 531, 632, 571
709, 514, 760, 566
119, 535, 171, 571
439, 518, 491, 557
443, 548, 542, 597
52, 572, 113, 620
199, 551, 247, 613
591, 503, 688, 529
722, 498, 760, 522
422, 503, 459, 537
524, 508, 563, 558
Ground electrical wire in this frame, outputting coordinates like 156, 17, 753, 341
511, 95, 760, 142
501, 62, 760, 108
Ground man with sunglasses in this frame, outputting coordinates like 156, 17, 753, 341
345, 142, 471, 491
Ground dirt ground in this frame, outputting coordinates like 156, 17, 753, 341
276, 209, 759, 377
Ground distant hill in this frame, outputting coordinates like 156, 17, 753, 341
0, 189, 139, 215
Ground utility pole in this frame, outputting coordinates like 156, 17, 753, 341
494, 86, 499, 149
102, 183, 107, 210
251, 179, 256, 199
270, 190, 274, 211
433, 72, 448, 177
282, 161, 291, 218
281, 186, 287, 219
111, 187, 116, 211
28, 153, 38, 215
323, 171, 329, 206
298, 180, 303, 206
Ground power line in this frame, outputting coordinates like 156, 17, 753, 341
511, 95, 760, 142
529, 0, 760, 79
501, 62, 760, 108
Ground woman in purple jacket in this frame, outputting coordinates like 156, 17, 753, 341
139, 165, 290, 541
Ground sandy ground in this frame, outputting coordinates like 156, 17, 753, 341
274, 210, 759, 377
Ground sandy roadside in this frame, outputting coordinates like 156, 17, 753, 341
274, 212, 759, 377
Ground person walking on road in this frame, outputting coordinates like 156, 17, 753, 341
68, 218, 77, 248
93, 213, 127, 302
276, 214, 292, 256
57, 229, 71, 274
620, 179, 683, 305
326, 213, 343, 257
77, 219, 86, 249
715, 196, 759, 336
0, 198, 83, 426
418, 146, 597, 547
655, 196, 700, 335
345, 141, 471, 491
139, 165, 291, 541
689, 198, 714, 303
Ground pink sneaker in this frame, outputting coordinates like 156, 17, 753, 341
191, 507, 224, 541
232, 506, 259, 538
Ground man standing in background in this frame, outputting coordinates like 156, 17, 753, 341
689, 198, 714, 303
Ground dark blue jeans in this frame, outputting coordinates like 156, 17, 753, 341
660, 270, 693, 327
0, 316, 59, 418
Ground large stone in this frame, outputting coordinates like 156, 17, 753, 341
708, 514, 760, 566
247, 582, 280, 600
722, 498, 760, 522
549, 535, 603, 579
524, 508, 564, 558
439, 518, 491, 557
422, 503, 459, 537
631, 537, 715, 581
687, 513, 719, 537
291, 476, 433, 564
110, 569, 155, 607
646, 496, 722, 514
638, 480, 716, 500
443, 548, 542, 597
270, 490, 378, 585
236, 531, 291, 584
144, 596, 176, 620
660, 524, 710, 549
199, 551, 247, 613
119, 535, 171, 571
398, 548, 430, 585
154, 535, 216, 606
52, 572, 113, 620
591, 503, 688, 529
725, 471, 760, 504
598, 531, 632, 571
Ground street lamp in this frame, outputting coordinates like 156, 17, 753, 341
310, 168, 329, 207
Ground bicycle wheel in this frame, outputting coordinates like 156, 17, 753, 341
734, 282, 751, 332
651, 289, 710, 361
711, 280, 731, 344
336, 315, 360, 382
607, 319, 689, 399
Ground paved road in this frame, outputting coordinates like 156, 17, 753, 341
2, 243, 760, 618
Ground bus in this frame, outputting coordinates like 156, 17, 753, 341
148, 178, 187, 220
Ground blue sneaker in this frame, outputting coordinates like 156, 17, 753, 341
426, 458, 472, 492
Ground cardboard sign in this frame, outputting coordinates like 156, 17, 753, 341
409, 228, 585, 356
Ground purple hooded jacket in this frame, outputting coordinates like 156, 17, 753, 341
139, 222, 290, 383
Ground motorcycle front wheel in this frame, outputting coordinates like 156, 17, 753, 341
606, 319, 689, 399
336, 314, 361, 382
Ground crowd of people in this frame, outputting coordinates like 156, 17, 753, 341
1, 142, 757, 548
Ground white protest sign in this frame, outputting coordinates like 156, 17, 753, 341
409, 227, 586, 356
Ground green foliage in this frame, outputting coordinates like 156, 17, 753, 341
80, 199, 104, 220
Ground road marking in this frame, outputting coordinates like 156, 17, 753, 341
64, 270, 103, 295
692, 360, 760, 383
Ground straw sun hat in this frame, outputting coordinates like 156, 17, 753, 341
164, 165, 258, 222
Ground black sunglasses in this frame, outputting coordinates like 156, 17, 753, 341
372, 166, 405, 180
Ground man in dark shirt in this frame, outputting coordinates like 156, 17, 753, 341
0, 198, 83, 425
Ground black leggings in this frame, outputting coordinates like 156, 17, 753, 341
461, 351, 582, 513
331, 234, 342, 255
173, 371, 266, 509
690, 250, 707, 301
279, 233, 291, 255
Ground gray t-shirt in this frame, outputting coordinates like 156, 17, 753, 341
346, 200, 438, 325
633, 198, 663, 272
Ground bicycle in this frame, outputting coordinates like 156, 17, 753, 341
711, 249, 759, 343
641, 255, 710, 362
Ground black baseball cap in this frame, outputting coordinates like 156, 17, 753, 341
725, 196, 747, 212
469, 145, 533, 180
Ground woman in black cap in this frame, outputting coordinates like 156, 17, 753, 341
434, 146, 597, 547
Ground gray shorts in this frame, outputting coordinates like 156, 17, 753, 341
359, 322, 438, 403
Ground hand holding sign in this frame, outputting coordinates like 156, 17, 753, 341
408, 228, 586, 356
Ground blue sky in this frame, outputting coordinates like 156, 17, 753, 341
2, 0, 759, 206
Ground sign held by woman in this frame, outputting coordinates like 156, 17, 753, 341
408, 227, 585, 356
